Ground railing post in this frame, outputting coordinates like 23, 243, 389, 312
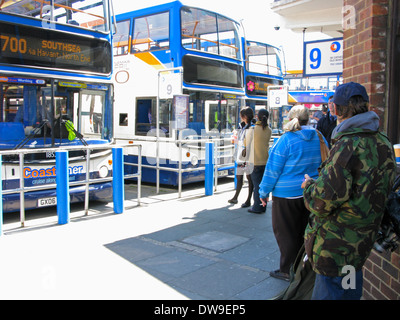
112, 147, 124, 214
137, 145, 142, 206
56, 151, 70, 225
234, 161, 238, 190
205, 142, 214, 196
0, 155, 3, 236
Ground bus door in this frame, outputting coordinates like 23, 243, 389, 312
221, 97, 239, 134
135, 98, 172, 137
205, 95, 240, 135
136, 98, 156, 136
206, 99, 220, 134
75, 90, 105, 139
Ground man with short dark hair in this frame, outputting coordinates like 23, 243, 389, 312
317, 96, 337, 147
302, 82, 396, 300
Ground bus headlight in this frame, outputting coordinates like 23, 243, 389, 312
98, 165, 109, 178
190, 156, 199, 167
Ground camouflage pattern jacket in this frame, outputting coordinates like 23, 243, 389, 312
303, 114, 396, 277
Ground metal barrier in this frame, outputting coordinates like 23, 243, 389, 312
0, 155, 2, 236
0, 143, 142, 233
117, 137, 235, 198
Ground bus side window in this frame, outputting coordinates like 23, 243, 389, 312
113, 20, 131, 56
136, 99, 153, 136
119, 113, 128, 126
132, 12, 169, 53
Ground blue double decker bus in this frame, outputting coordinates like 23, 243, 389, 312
0, 0, 115, 213
244, 40, 284, 110
113, 1, 245, 186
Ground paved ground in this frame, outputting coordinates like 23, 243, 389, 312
0, 179, 289, 300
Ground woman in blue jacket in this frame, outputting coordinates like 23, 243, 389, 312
259, 105, 327, 281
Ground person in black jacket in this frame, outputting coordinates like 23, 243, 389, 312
317, 96, 337, 148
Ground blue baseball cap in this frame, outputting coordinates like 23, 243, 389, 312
333, 82, 369, 106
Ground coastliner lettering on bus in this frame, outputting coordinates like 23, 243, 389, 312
23, 166, 84, 179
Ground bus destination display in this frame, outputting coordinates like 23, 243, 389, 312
246, 76, 282, 96
0, 22, 111, 75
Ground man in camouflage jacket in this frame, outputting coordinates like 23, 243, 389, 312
302, 82, 396, 300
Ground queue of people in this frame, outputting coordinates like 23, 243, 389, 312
227, 82, 397, 300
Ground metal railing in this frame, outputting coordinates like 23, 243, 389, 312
0, 143, 142, 230
117, 136, 235, 198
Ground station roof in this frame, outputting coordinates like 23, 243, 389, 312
270, 0, 343, 38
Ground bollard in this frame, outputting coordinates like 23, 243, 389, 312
205, 142, 214, 196
394, 144, 400, 165
56, 151, 70, 225
234, 161, 238, 190
0, 155, 2, 236
112, 147, 124, 214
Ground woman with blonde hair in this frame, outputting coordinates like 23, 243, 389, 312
259, 105, 327, 281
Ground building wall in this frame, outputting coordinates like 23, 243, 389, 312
343, 0, 400, 300
363, 247, 400, 300
343, 0, 388, 129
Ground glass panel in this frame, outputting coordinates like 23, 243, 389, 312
181, 7, 217, 52
0, 0, 109, 32
159, 99, 172, 136
132, 12, 169, 52
183, 55, 243, 88
247, 42, 283, 77
0, 79, 111, 150
0, 21, 112, 74
181, 7, 240, 59
80, 92, 104, 137
217, 15, 240, 59
135, 98, 155, 136
183, 91, 240, 136
267, 46, 282, 76
134, 98, 172, 137
220, 98, 239, 133
113, 20, 131, 56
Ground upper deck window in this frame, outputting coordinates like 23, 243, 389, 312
126, 12, 170, 53
0, 0, 110, 32
247, 42, 283, 77
181, 7, 241, 60
113, 19, 131, 56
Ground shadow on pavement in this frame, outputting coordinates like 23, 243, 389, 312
105, 202, 289, 300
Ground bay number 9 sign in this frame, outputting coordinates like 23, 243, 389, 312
303, 38, 343, 77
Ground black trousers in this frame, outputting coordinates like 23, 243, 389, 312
271, 196, 310, 274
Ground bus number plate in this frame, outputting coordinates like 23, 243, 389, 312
38, 197, 57, 207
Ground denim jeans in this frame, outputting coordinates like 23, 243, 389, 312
311, 270, 363, 300
250, 165, 265, 212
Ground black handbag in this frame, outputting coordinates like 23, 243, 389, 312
374, 175, 400, 252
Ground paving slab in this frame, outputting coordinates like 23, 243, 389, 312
181, 231, 250, 253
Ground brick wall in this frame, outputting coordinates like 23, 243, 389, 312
343, 0, 400, 300
363, 247, 400, 300
342, 0, 388, 128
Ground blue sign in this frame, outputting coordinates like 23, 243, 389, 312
288, 90, 334, 104
0, 76, 45, 85
303, 38, 343, 77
